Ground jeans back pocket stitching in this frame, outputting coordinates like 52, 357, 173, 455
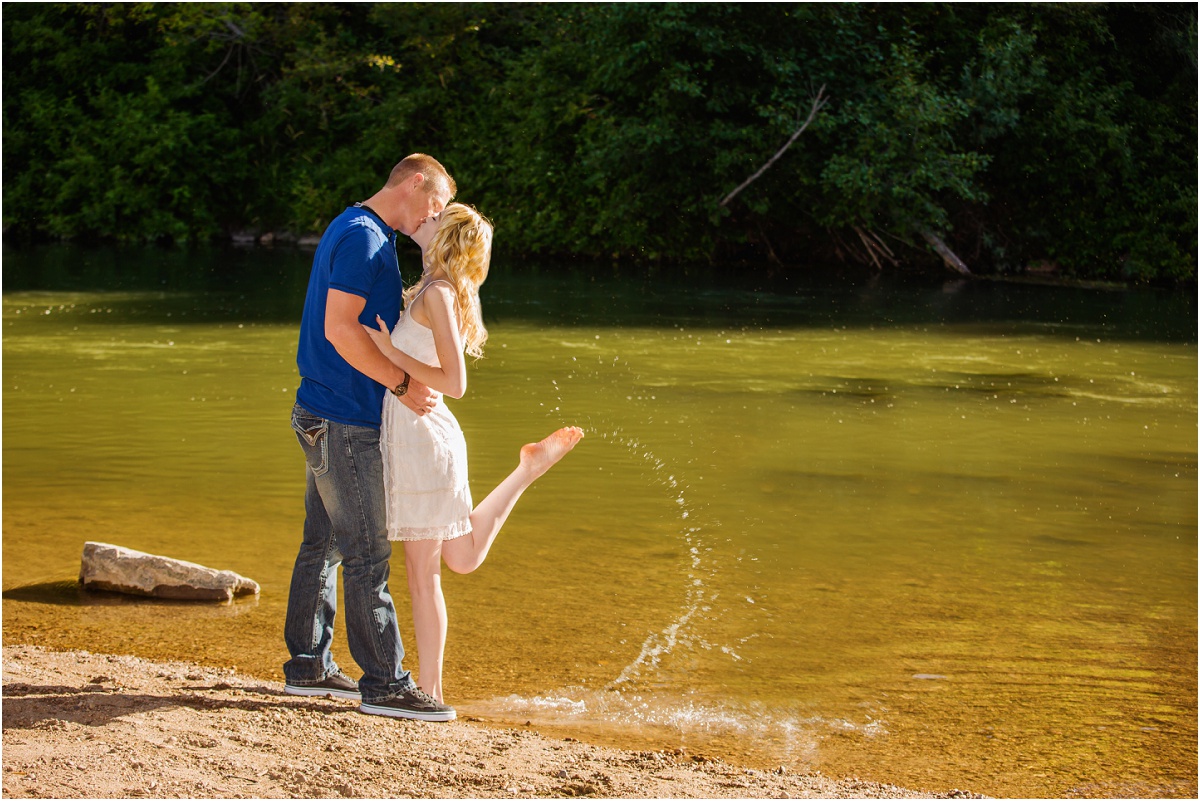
292, 416, 330, 476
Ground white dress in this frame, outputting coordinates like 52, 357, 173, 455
380, 282, 473, 542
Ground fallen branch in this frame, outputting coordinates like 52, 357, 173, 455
920, 229, 972, 276
719, 85, 829, 208
854, 226, 899, 270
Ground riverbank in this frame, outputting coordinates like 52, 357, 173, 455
1, 645, 981, 799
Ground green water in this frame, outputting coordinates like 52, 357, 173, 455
3, 245, 1196, 797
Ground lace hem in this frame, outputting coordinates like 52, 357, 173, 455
387, 519, 472, 542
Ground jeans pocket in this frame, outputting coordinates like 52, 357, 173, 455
291, 407, 330, 478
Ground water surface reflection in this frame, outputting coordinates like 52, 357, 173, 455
3, 244, 1195, 797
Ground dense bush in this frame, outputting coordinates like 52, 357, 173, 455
3, 3, 1194, 282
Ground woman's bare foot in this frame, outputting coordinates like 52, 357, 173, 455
519, 427, 584, 479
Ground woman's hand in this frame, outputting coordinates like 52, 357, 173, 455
360, 315, 441, 416
363, 316, 394, 353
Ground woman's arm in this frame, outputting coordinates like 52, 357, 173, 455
326, 288, 440, 415
365, 285, 467, 399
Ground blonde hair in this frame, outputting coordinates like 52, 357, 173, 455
405, 203, 492, 359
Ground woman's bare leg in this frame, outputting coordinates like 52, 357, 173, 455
442, 427, 584, 575
403, 539, 447, 701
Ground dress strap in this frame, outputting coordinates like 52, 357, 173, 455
411, 278, 453, 304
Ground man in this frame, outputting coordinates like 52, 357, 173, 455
283, 154, 457, 721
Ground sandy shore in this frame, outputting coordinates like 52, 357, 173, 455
0, 645, 986, 799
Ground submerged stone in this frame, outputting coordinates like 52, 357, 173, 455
79, 541, 259, 601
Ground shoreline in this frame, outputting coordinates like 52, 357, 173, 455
1, 644, 982, 799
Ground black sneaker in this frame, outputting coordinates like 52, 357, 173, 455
359, 686, 456, 722
284, 669, 360, 701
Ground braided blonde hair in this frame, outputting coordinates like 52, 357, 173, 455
404, 202, 492, 359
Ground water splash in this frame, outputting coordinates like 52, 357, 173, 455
471, 687, 887, 768
573, 424, 720, 691
540, 347, 728, 691
512, 340, 798, 759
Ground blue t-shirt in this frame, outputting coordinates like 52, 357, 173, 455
296, 206, 403, 428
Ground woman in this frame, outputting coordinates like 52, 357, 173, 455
364, 203, 583, 710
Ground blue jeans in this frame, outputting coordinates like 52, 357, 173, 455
283, 403, 414, 702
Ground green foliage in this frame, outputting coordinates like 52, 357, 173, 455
3, 4, 259, 240
927, 3, 1197, 280
3, 2, 1194, 282
817, 38, 990, 234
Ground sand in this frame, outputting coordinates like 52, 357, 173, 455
1, 645, 983, 799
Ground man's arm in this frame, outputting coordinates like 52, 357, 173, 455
324, 289, 439, 414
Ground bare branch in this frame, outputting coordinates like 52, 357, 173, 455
719, 85, 829, 208
857, 227, 883, 270
854, 226, 899, 270
201, 44, 236, 85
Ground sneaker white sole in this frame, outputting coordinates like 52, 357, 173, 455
284, 684, 361, 701
358, 701, 456, 722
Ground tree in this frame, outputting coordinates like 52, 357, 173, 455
3, 3, 1194, 282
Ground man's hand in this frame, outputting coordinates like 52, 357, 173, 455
399, 378, 441, 417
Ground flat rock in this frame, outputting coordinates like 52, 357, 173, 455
79, 541, 259, 601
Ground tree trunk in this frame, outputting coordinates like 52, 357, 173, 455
921, 229, 972, 276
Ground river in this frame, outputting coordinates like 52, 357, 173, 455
3, 243, 1196, 797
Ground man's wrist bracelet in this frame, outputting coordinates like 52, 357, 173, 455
391, 372, 411, 397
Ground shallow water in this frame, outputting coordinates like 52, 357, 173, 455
3, 245, 1196, 797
